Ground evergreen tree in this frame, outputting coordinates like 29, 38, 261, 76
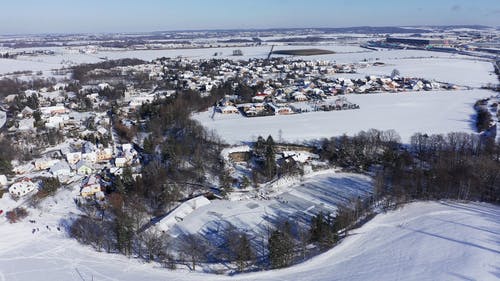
310, 212, 338, 250
235, 233, 254, 271
264, 135, 277, 179
268, 222, 294, 269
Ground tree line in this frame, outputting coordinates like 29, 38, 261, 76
320, 129, 499, 204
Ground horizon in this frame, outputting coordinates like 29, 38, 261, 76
0, 24, 498, 37
1, 0, 499, 35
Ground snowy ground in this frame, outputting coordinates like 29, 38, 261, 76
0, 111, 6, 128
358, 57, 498, 88
166, 172, 372, 238
193, 89, 496, 144
0, 197, 497, 281
0, 45, 487, 76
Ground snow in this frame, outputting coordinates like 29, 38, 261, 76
156, 196, 211, 235
194, 89, 496, 144
359, 58, 498, 88
167, 172, 372, 238
0, 190, 497, 281
0, 45, 480, 75
0, 111, 6, 128
237, 201, 500, 281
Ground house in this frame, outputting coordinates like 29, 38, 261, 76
20, 106, 35, 118
219, 105, 239, 114
66, 152, 82, 165
267, 103, 294, 115
80, 175, 102, 198
13, 163, 35, 174
76, 160, 93, 175
292, 92, 308, 101
115, 157, 128, 168
0, 175, 7, 186
97, 148, 113, 162
34, 158, 59, 170
17, 118, 35, 132
9, 178, 37, 197
49, 161, 72, 177
252, 93, 268, 102
45, 116, 65, 129
82, 152, 97, 163
39, 105, 68, 116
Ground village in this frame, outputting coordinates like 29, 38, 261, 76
0, 53, 467, 206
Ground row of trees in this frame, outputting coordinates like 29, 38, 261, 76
320, 129, 499, 204
474, 99, 494, 133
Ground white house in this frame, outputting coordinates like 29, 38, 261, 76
45, 115, 65, 129
66, 152, 82, 165
219, 105, 239, 114
0, 175, 7, 186
34, 158, 59, 170
49, 161, 72, 177
115, 157, 128, 168
97, 148, 113, 162
80, 175, 102, 198
17, 118, 35, 132
82, 152, 97, 163
9, 178, 37, 197
76, 160, 93, 175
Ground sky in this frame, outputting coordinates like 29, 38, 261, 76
0, 0, 499, 34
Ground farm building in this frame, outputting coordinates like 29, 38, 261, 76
9, 178, 37, 197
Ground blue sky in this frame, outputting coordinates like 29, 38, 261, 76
1, 0, 499, 34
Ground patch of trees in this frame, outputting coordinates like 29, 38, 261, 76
98, 83, 126, 101
320, 129, 401, 172
0, 137, 15, 174
72, 58, 146, 82
0, 78, 55, 100
6, 207, 29, 223
34, 177, 61, 200
474, 99, 494, 133
321, 129, 499, 204
253, 135, 278, 181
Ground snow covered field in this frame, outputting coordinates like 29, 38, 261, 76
1, 198, 497, 281
0, 44, 489, 77
358, 57, 498, 88
194, 89, 495, 144
167, 172, 372, 238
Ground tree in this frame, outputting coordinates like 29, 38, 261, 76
264, 135, 277, 179
6, 207, 29, 223
235, 233, 254, 271
114, 212, 134, 256
179, 234, 206, 271
219, 170, 233, 198
268, 222, 294, 269
309, 212, 337, 250
391, 68, 400, 79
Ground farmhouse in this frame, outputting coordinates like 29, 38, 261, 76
9, 178, 37, 197
49, 161, 72, 177
34, 158, 59, 170
76, 160, 93, 175
267, 103, 294, 115
80, 175, 102, 198
219, 105, 239, 114
66, 152, 82, 165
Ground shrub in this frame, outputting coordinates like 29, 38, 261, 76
6, 207, 29, 223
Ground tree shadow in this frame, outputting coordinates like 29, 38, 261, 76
401, 225, 500, 255
448, 272, 477, 281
